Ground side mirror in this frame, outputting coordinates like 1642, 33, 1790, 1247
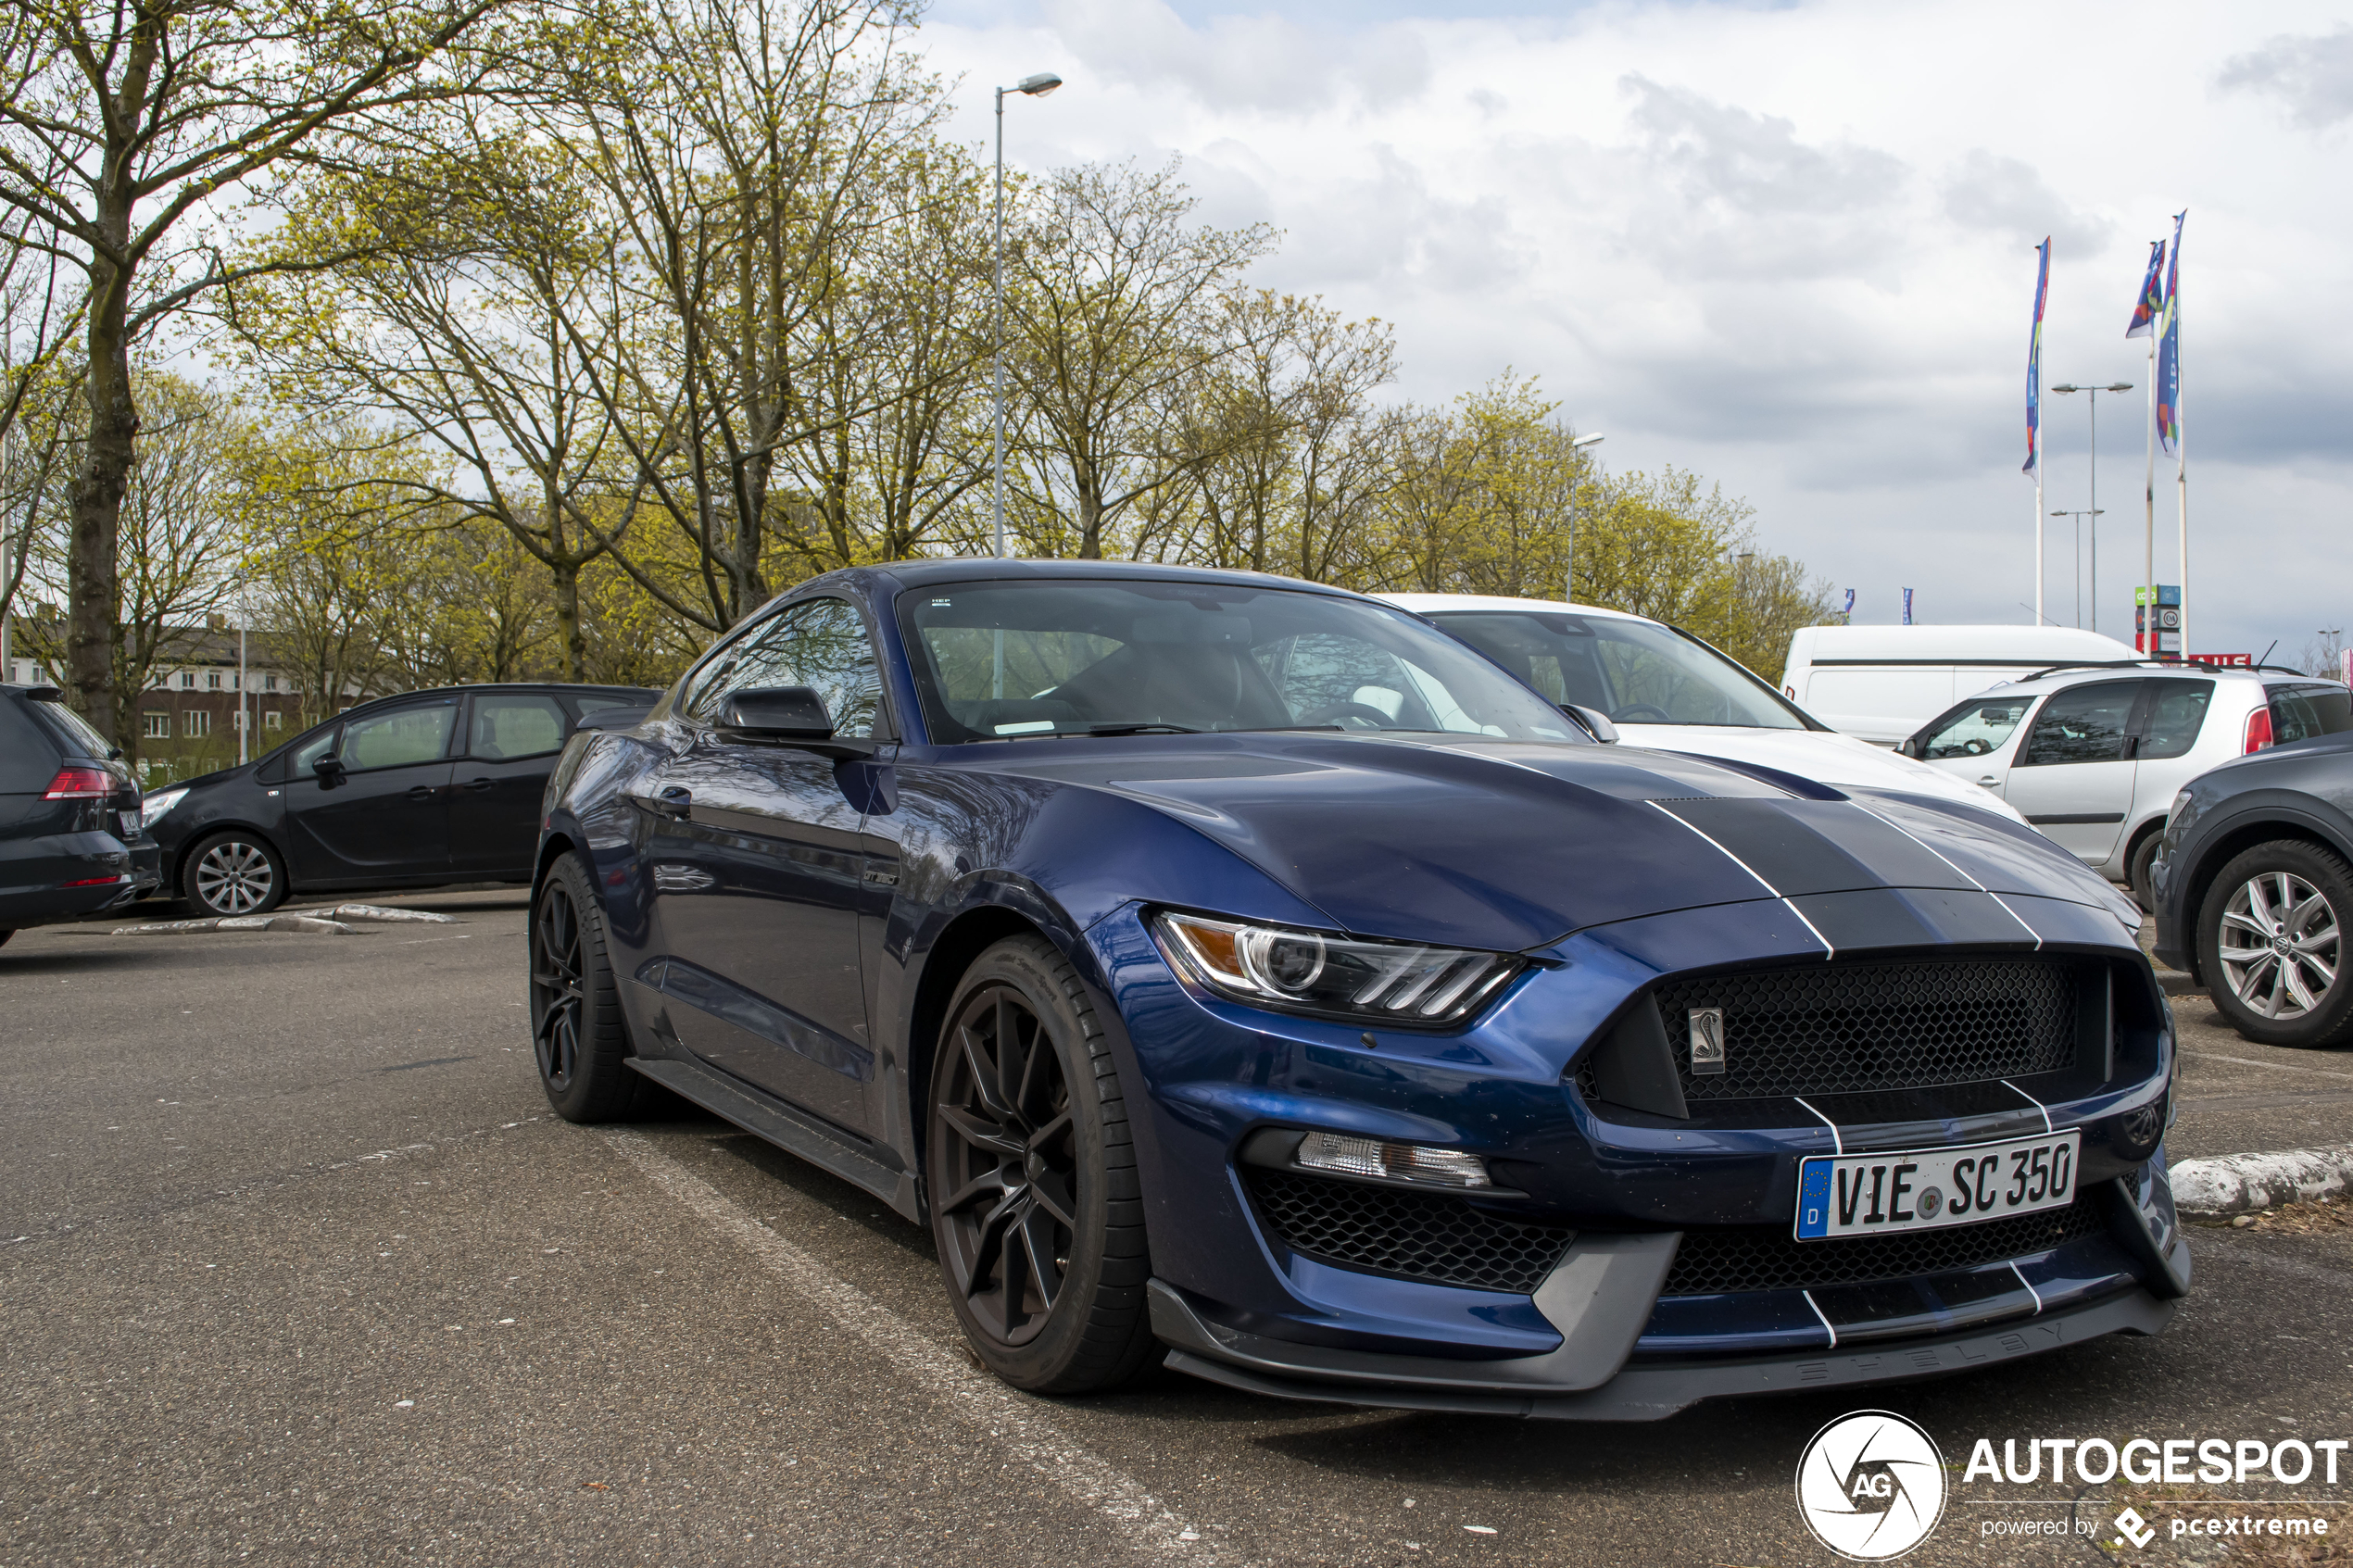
312, 753, 346, 780
720, 686, 875, 759
1562, 704, 1619, 744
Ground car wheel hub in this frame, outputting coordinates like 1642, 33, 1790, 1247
2218, 871, 2341, 1021
195, 842, 272, 914
936, 985, 1077, 1348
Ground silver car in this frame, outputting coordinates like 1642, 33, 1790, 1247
1903, 663, 2352, 904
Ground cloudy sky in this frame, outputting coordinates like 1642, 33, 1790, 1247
916, 0, 2351, 663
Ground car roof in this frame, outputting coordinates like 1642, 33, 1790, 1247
865, 558, 1367, 597
1380, 592, 1649, 623
1965, 662, 2269, 699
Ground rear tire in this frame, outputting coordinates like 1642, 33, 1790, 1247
531, 854, 645, 1122
926, 935, 1157, 1394
182, 831, 287, 916
2199, 839, 2353, 1048
2126, 831, 2162, 913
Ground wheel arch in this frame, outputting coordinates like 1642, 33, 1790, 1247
175, 822, 293, 903
2185, 816, 2353, 979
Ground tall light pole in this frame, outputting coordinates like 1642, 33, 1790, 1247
2050, 508, 2103, 629
1561, 431, 1604, 603
2051, 383, 2132, 634
992, 70, 1063, 560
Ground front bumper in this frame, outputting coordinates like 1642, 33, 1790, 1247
1088, 892, 2185, 1414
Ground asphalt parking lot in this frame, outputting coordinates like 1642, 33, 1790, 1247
7, 893, 2353, 1567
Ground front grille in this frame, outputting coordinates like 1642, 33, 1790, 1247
1646, 958, 2081, 1101
1244, 1168, 1574, 1294
1661, 1197, 2108, 1297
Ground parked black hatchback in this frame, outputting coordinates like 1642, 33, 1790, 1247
147, 683, 659, 915
1, 683, 160, 944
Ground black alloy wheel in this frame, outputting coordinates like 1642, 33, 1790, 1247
2200, 839, 2353, 1048
928, 936, 1156, 1393
182, 831, 286, 916
530, 854, 645, 1121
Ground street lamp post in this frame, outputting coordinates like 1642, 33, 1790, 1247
2050, 508, 2104, 629
2051, 383, 2132, 634
1561, 432, 1604, 603
991, 70, 1063, 561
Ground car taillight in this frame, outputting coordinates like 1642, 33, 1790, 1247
43, 765, 115, 799
2243, 707, 2275, 754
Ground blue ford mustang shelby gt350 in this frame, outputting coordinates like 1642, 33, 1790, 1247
531, 559, 2188, 1419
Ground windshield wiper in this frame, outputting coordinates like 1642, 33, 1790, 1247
1075, 722, 1202, 737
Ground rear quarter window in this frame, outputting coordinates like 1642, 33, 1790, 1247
2268, 683, 2353, 746
0, 697, 65, 792
2135, 680, 2215, 759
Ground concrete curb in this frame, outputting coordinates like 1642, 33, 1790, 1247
2169, 1146, 2353, 1218
321, 904, 460, 925
114, 914, 356, 935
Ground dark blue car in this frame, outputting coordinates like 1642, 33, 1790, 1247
532, 561, 2188, 1418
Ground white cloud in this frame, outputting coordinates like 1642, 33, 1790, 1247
922, 0, 2353, 657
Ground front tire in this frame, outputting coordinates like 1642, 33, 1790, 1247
2127, 831, 2162, 913
531, 854, 645, 1121
2200, 839, 2353, 1047
182, 831, 287, 916
926, 935, 1156, 1394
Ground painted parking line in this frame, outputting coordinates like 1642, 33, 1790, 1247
2180, 1050, 2353, 1085
605, 1132, 1216, 1563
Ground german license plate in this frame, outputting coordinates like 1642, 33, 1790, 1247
1794, 1130, 2079, 1241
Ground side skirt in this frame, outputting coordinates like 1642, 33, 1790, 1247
627, 1056, 922, 1223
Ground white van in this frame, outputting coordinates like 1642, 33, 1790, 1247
1780, 625, 2139, 746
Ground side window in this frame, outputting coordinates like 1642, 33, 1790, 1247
685, 598, 882, 738
2019, 681, 2139, 767
340, 704, 457, 771
468, 694, 569, 760
2135, 680, 2215, 759
1916, 697, 2031, 759
2269, 684, 2353, 746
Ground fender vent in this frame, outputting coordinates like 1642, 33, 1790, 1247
1243, 1169, 1573, 1295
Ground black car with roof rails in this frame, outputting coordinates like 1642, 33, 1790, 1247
145, 683, 660, 916
0, 682, 160, 945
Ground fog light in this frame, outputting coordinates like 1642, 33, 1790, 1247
1294, 1131, 1491, 1189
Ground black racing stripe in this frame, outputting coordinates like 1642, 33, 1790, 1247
1787, 888, 2038, 952
1655, 797, 1892, 897
1776, 800, 1980, 891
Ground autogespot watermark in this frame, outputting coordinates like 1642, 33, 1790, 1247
1795, 1418, 2347, 1559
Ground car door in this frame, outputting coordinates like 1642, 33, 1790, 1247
446, 691, 572, 879
282, 698, 458, 884
639, 598, 885, 1131
1910, 693, 2035, 793
2001, 680, 2146, 865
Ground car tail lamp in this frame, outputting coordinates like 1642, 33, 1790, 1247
1152, 910, 1522, 1025
2243, 706, 2275, 754
59, 873, 130, 887
43, 766, 115, 799
1294, 1131, 1492, 1189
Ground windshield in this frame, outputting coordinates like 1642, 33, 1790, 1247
899, 580, 1585, 745
1426, 610, 1808, 730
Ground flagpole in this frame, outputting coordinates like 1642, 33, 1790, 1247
2144, 332, 2157, 654
2172, 218, 2188, 661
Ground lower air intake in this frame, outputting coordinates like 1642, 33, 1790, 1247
1662, 1197, 2108, 1297
1243, 1168, 1574, 1295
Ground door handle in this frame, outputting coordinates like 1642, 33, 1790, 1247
1978, 775, 1998, 785
407, 784, 436, 801
464, 777, 495, 792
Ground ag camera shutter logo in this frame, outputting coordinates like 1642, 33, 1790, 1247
1795, 1411, 1948, 1560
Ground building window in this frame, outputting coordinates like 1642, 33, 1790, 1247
264, 674, 279, 693
182, 709, 211, 737
144, 711, 170, 739
180, 671, 195, 689
207, 671, 221, 691
265, 710, 283, 731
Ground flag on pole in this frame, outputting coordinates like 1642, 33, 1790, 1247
2157, 212, 2184, 456
1840, 589, 1856, 621
2126, 239, 2166, 338
1903, 588, 1914, 625
2023, 238, 2050, 474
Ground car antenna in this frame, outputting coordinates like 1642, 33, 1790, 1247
2256, 639, 2278, 668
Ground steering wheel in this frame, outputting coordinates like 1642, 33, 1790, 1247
1612, 703, 1674, 723
1299, 702, 1398, 731
1962, 737, 1991, 756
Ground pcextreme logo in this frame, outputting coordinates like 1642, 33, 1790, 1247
1795, 1411, 1948, 1561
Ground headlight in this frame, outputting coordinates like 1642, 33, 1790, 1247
1152, 910, 1522, 1025
141, 787, 187, 829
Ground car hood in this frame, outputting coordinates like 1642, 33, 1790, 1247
1610, 723, 2031, 823
993, 732, 2125, 952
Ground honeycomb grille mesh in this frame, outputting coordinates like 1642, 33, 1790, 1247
1661, 1198, 2108, 1297
1650, 959, 2080, 1101
1244, 1169, 1575, 1294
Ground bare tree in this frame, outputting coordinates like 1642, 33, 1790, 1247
0, 0, 510, 736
